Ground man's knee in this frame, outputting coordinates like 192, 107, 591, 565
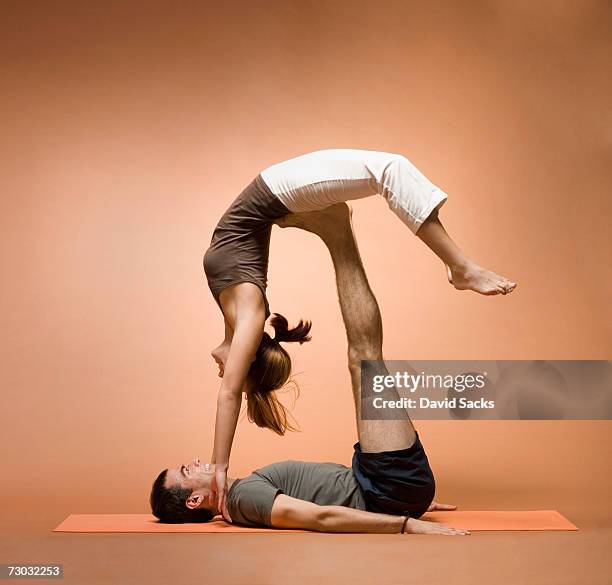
348, 343, 382, 372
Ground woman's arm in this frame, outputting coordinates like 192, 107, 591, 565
210, 316, 235, 465
212, 313, 265, 468
210, 286, 266, 517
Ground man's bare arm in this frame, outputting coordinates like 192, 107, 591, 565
270, 494, 469, 535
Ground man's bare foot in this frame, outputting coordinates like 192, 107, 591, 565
406, 517, 470, 536
446, 261, 517, 296
274, 202, 353, 243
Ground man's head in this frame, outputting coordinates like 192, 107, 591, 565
150, 458, 217, 523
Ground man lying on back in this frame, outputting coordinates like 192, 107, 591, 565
150, 455, 467, 535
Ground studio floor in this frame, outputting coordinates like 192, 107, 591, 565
3, 425, 611, 585
2, 511, 610, 584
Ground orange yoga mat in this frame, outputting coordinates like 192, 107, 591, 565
54, 510, 577, 533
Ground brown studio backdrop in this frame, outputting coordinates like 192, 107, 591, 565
0, 0, 610, 517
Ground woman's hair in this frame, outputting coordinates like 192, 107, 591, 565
245, 312, 312, 435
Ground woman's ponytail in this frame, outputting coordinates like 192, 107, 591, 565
245, 313, 312, 435
269, 313, 312, 344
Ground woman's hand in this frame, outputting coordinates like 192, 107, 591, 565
210, 467, 232, 522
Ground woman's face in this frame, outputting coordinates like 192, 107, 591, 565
211, 343, 228, 377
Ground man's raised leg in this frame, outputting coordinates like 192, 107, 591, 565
277, 204, 415, 452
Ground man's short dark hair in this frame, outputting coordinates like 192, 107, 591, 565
150, 469, 215, 524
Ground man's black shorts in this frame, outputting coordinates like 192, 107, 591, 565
351, 431, 436, 519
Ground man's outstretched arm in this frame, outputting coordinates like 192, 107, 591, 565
270, 494, 469, 535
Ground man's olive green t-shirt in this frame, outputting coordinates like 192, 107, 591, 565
226, 460, 366, 527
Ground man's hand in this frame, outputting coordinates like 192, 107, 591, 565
427, 501, 458, 512
210, 468, 232, 522
406, 517, 470, 536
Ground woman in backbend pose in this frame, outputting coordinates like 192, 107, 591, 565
202, 148, 516, 519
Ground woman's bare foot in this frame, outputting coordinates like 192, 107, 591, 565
445, 261, 517, 296
274, 202, 353, 243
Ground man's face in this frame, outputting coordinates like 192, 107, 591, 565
165, 458, 216, 509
